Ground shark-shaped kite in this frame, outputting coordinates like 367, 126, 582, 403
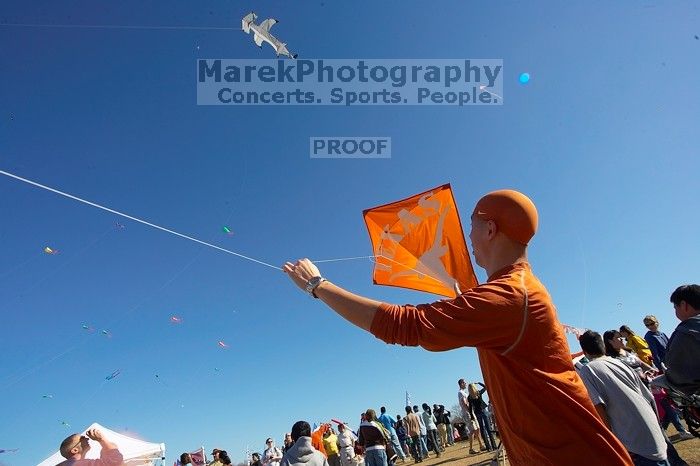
242, 12, 297, 59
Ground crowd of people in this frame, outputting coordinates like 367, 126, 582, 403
52, 190, 699, 466
235, 399, 487, 466
572, 285, 700, 466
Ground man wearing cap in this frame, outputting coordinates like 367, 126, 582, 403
209, 449, 223, 466
284, 190, 632, 465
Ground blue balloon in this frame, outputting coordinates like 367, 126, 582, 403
519, 72, 530, 84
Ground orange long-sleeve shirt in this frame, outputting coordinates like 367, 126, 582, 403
370, 262, 632, 466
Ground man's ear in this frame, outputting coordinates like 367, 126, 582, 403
486, 219, 498, 238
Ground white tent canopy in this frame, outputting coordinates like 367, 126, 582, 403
38, 422, 165, 466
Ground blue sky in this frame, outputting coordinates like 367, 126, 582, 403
1, 1, 699, 465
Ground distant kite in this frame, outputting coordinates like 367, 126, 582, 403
106, 370, 121, 381
44, 246, 59, 255
363, 184, 477, 298
217, 340, 228, 349
61, 421, 70, 427
101, 329, 112, 338
222, 226, 233, 235
42, 394, 54, 399
155, 374, 169, 387
170, 316, 182, 324
115, 223, 126, 230
241, 12, 297, 59
0, 449, 19, 453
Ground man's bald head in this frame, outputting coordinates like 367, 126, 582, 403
472, 190, 538, 245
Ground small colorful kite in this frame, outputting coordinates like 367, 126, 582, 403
101, 329, 112, 338
82, 324, 95, 332
0, 449, 19, 453
44, 246, 59, 255
106, 370, 121, 380
61, 421, 70, 427
42, 394, 54, 399
170, 316, 182, 324
115, 222, 125, 230
222, 226, 234, 235
217, 340, 228, 348
363, 184, 478, 298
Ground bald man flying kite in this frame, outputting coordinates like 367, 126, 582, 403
284, 190, 633, 466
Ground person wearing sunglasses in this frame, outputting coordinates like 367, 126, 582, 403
263, 438, 283, 466
57, 428, 123, 465
643, 315, 670, 373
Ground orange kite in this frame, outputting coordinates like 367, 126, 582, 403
363, 184, 477, 298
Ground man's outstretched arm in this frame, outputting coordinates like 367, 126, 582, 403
284, 258, 522, 351
283, 259, 382, 331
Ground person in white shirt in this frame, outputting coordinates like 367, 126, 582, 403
420, 404, 441, 457
457, 379, 471, 422
263, 438, 283, 466
337, 423, 357, 466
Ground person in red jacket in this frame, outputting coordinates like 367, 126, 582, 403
284, 190, 632, 466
